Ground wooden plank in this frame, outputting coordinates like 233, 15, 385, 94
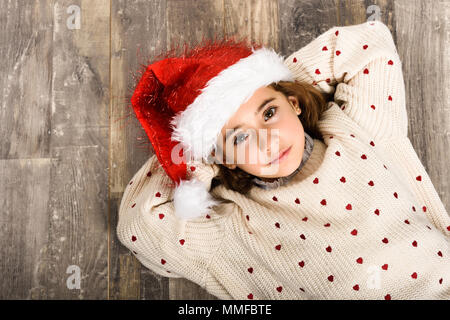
394, 0, 449, 211
0, 0, 111, 299
0, 0, 54, 299
109, 0, 171, 300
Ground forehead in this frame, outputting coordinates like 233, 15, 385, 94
223, 86, 278, 128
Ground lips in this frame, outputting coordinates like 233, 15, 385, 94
268, 146, 292, 165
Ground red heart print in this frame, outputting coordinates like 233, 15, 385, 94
335, 30, 339, 36
131, 235, 137, 242
248, 267, 253, 273
346, 204, 352, 210
351, 229, 358, 236
361, 154, 367, 160
324, 223, 331, 227
382, 238, 389, 244
247, 293, 253, 299
322, 46, 328, 51
363, 68, 369, 74
190, 166, 196, 171
363, 44, 368, 50
179, 239, 185, 245
422, 206, 427, 212
416, 175, 422, 181
131, 203, 136, 208
146, 171, 152, 177
382, 264, 388, 270
300, 234, 306, 240
353, 284, 360, 291
388, 60, 394, 65
155, 192, 161, 197
340, 177, 346, 183
272, 196, 278, 201
326, 78, 330, 83
350, 134, 356, 138
411, 272, 418, 279
159, 213, 164, 219
384, 294, 391, 300
370, 141, 375, 147
437, 251, 443, 257
328, 275, 334, 282
246, 215, 250, 221
335, 151, 341, 156
368, 181, 374, 186
393, 192, 398, 198
404, 219, 410, 224
299, 261, 305, 268
315, 69, 321, 74
326, 246, 332, 252
439, 278, 443, 285
276, 286, 283, 292
313, 177, 319, 184
336, 50, 341, 56
412, 241, 417, 247
275, 244, 281, 251
161, 259, 166, 265
374, 209, 380, 216
295, 198, 300, 204
293, 57, 297, 63
275, 222, 280, 228
447, 226, 450, 231
356, 257, 363, 264
206, 214, 211, 219
388, 95, 393, 101
320, 199, 327, 206
370, 104, 376, 110
302, 217, 308, 222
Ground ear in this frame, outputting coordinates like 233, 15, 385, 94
288, 96, 301, 115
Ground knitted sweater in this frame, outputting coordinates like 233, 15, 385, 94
117, 20, 450, 300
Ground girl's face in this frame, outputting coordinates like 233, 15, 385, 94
212, 85, 305, 181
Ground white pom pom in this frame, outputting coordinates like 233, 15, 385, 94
173, 178, 221, 220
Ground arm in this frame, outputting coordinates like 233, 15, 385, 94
284, 20, 407, 142
116, 154, 227, 287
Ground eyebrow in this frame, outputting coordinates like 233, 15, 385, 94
225, 97, 276, 142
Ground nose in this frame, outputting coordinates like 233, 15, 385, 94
258, 129, 280, 161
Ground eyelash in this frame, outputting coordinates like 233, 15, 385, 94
233, 106, 278, 146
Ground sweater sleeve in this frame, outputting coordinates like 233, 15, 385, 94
284, 20, 407, 142
116, 154, 227, 288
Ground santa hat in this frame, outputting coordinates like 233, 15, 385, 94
131, 35, 295, 220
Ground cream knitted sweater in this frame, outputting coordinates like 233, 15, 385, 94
117, 21, 450, 300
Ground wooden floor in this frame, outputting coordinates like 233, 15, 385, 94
0, 0, 448, 300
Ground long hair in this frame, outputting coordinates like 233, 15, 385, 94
211, 80, 329, 194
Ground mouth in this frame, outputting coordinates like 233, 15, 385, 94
267, 146, 292, 165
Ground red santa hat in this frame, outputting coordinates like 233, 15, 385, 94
131, 35, 294, 220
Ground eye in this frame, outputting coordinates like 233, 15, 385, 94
234, 133, 248, 145
263, 106, 277, 121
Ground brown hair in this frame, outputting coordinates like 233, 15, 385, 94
211, 80, 329, 194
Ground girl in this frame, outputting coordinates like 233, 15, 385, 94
117, 20, 450, 300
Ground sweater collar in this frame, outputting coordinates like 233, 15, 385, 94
252, 131, 314, 190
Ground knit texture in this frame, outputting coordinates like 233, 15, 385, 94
117, 20, 450, 300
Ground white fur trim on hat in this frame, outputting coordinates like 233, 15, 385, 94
173, 178, 221, 220
170, 47, 295, 162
